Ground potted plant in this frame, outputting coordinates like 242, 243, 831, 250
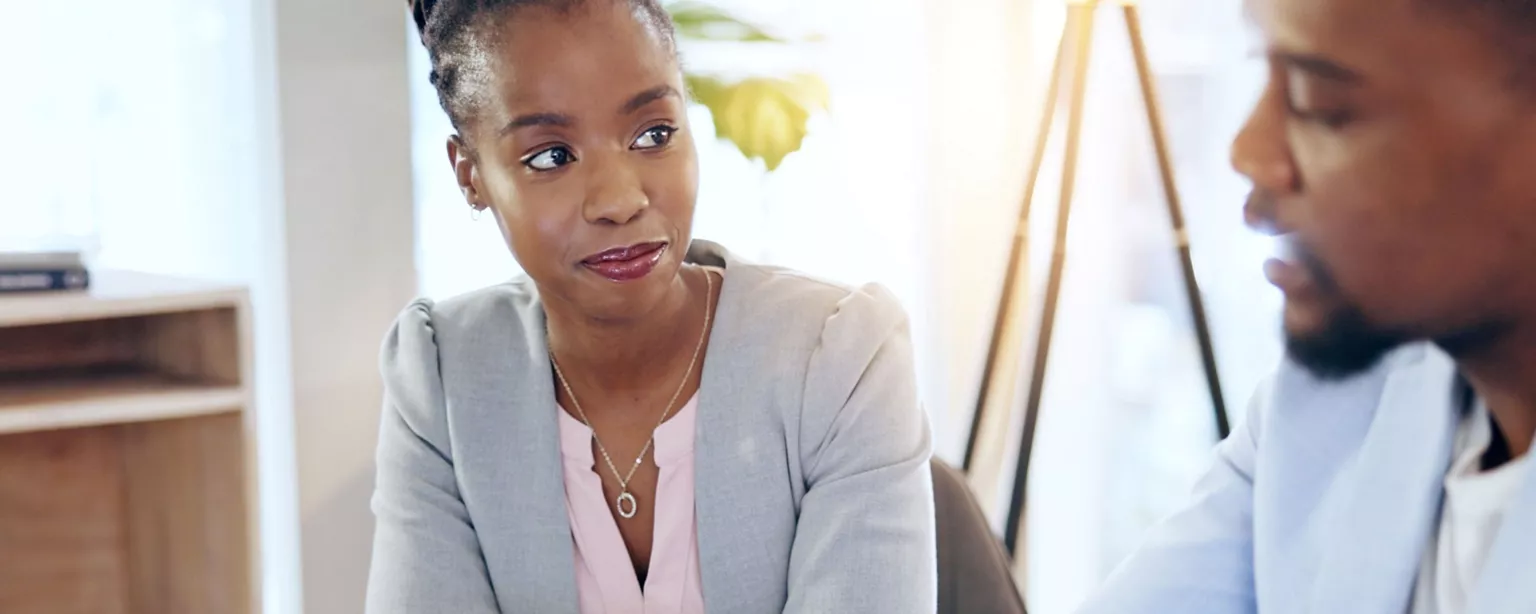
667, 2, 829, 171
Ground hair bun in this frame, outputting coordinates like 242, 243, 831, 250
409, 0, 437, 38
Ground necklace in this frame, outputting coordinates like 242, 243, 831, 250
550, 267, 714, 519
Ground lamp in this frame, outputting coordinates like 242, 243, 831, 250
960, 0, 1232, 556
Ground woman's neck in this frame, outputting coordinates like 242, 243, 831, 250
544, 266, 707, 392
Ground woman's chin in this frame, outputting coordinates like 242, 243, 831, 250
571, 260, 685, 320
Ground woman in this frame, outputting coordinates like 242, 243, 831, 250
367, 1, 937, 612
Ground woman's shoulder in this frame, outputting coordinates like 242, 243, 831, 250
424, 277, 542, 332
380, 277, 543, 390
719, 257, 924, 464
721, 259, 910, 350
388, 276, 542, 343
690, 240, 908, 361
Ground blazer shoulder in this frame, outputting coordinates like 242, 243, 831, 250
379, 298, 450, 444
379, 279, 542, 435
726, 262, 910, 344
382, 278, 539, 370
427, 277, 541, 337
728, 264, 912, 400
382, 297, 439, 386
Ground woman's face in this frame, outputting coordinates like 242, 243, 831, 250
451, 2, 699, 320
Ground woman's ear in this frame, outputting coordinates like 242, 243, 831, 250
447, 135, 483, 208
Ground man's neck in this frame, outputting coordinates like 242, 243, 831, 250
543, 268, 702, 392
1447, 323, 1536, 459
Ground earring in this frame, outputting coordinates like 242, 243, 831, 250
470, 205, 484, 221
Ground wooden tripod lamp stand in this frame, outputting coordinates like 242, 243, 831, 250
960, 0, 1232, 556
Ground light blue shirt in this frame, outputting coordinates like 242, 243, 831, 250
1078, 344, 1536, 614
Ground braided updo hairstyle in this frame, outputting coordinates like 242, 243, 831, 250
408, 0, 679, 136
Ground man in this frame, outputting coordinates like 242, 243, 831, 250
1077, 0, 1536, 612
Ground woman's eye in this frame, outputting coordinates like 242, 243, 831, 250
523, 146, 576, 171
631, 126, 676, 150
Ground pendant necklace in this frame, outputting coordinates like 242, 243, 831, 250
550, 267, 713, 519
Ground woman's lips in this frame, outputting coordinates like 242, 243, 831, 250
581, 242, 667, 282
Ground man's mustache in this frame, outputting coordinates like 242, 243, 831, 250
1244, 189, 1279, 235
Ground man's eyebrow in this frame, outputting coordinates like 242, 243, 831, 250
499, 112, 575, 137
620, 85, 681, 115
1272, 51, 1365, 84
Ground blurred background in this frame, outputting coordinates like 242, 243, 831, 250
1, 0, 1280, 612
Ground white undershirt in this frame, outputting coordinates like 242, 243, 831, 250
1409, 401, 1530, 614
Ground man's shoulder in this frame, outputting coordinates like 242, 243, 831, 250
1254, 343, 1455, 460
1263, 343, 1444, 416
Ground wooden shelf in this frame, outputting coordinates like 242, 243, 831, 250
0, 271, 256, 614
0, 371, 246, 435
0, 270, 247, 328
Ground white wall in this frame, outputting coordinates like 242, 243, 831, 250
271, 1, 418, 612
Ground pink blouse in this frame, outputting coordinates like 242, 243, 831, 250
556, 394, 706, 614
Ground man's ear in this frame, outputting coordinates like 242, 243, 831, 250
447, 135, 483, 208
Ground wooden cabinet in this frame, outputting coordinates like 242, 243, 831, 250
0, 272, 257, 614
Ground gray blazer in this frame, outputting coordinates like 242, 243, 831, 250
366, 240, 938, 614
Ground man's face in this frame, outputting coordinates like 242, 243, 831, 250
1234, 0, 1536, 378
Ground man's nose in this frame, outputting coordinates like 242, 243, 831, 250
1230, 118, 1296, 193
1230, 84, 1297, 236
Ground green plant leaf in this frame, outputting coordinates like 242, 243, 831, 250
670, 3, 830, 172
786, 73, 831, 111
684, 73, 729, 111
666, 1, 783, 42
687, 74, 830, 171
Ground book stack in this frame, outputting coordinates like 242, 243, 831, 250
0, 250, 90, 294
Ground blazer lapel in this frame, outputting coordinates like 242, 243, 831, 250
1467, 432, 1536, 613
1308, 348, 1459, 614
689, 242, 786, 613
452, 288, 580, 614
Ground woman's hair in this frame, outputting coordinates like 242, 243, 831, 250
408, 0, 678, 134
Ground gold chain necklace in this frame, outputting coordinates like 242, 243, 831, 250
549, 267, 713, 519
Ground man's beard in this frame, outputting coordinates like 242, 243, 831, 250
1283, 244, 1410, 380
1285, 301, 1410, 380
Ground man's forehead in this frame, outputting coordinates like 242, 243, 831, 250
1245, 0, 1490, 88
1247, 0, 1519, 90
1245, 0, 1398, 49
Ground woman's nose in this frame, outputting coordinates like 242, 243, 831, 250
582, 156, 649, 225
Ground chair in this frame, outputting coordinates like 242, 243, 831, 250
932, 457, 1029, 614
